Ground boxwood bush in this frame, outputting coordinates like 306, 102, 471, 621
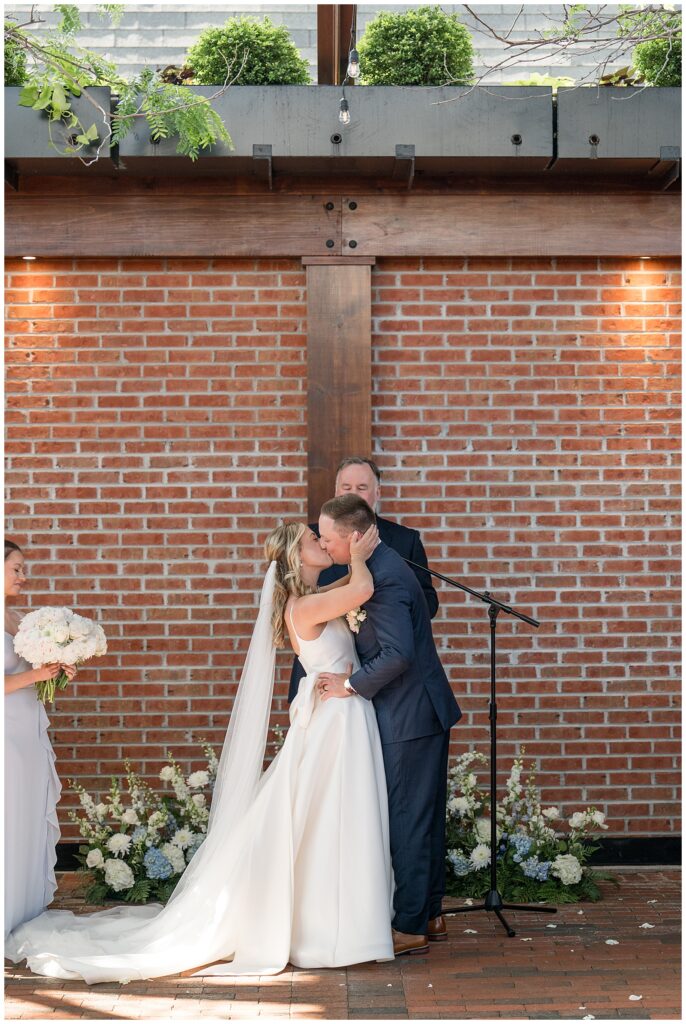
358, 6, 474, 86
186, 16, 311, 86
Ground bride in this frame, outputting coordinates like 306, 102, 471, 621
6, 522, 394, 982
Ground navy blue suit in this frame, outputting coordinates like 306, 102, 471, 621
287, 515, 438, 703
349, 542, 461, 935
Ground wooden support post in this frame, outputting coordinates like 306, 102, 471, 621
303, 256, 374, 521
317, 5, 356, 85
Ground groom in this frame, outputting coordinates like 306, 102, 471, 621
316, 494, 461, 956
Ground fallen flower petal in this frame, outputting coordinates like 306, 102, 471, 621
629, 995, 643, 1001
463, 928, 478, 934
639, 922, 655, 929
605, 939, 619, 945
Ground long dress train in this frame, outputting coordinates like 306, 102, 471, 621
5, 572, 393, 982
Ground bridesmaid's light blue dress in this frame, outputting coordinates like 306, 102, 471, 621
4, 631, 61, 939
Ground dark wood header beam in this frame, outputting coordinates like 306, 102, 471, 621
5, 193, 680, 257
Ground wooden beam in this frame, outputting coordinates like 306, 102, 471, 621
5, 195, 342, 257
341, 194, 680, 257
305, 261, 372, 521
5, 192, 680, 257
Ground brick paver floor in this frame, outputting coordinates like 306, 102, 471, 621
5, 868, 680, 1020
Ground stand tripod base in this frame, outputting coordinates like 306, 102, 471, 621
446, 890, 557, 937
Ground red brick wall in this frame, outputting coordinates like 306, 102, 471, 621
5, 255, 680, 839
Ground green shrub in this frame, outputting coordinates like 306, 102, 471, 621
619, 8, 681, 87
4, 30, 27, 86
632, 35, 681, 87
358, 6, 474, 86
186, 16, 311, 86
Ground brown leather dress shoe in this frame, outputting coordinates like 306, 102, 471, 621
428, 915, 448, 942
392, 928, 429, 956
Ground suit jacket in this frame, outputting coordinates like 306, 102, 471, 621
287, 515, 439, 703
350, 542, 461, 745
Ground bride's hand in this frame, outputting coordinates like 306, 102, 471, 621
349, 523, 379, 563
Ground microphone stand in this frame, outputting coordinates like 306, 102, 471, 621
405, 558, 557, 937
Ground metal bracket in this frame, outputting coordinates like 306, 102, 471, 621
252, 144, 273, 190
4, 161, 19, 191
647, 146, 681, 190
393, 144, 415, 190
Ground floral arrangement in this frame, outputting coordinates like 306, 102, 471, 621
14, 606, 107, 703
445, 750, 616, 903
70, 742, 218, 904
345, 607, 367, 634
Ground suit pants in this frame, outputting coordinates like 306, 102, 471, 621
381, 729, 451, 935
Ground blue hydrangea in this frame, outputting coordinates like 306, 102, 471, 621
131, 827, 146, 844
508, 832, 532, 859
448, 850, 472, 877
521, 856, 551, 881
143, 846, 173, 880
186, 834, 205, 862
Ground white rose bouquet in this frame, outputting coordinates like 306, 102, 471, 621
13, 606, 107, 704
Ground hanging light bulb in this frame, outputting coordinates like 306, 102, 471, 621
347, 48, 360, 79
339, 97, 351, 125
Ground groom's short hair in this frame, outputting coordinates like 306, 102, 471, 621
320, 494, 376, 534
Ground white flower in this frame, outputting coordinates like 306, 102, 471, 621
121, 808, 139, 825
542, 807, 560, 820
448, 796, 470, 816
551, 853, 582, 885
345, 607, 367, 634
172, 779, 189, 800
171, 828, 194, 850
465, 773, 477, 788
568, 811, 587, 830
160, 842, 186, 875
187, 770, 209, 789
106, 833, 132, 857
79, 791, 97, 814
104, 858, 134, 892
95, 803, 108, 821
68, 614, 92, 640
159, 765, 175, 782
147, 810, 166, 828
191, 793, 206, 807
475, 818, 499, 843
469, 843, 491, 869
86, 848, 105, 869
590, 809, 608, 829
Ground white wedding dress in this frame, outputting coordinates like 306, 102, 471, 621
6, 566, 394, 982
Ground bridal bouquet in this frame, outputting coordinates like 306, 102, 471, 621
13, 606, 107, 703
445, 750, 617, 904
70, 742, 219, 904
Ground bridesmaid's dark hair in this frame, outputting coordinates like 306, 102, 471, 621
4, 540, 22, 561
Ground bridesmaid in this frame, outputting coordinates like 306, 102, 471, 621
4, 540, 76, 938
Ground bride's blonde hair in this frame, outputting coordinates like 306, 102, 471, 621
264, 521, 316, 647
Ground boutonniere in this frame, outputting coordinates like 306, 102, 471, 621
345, 607, 367, 634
